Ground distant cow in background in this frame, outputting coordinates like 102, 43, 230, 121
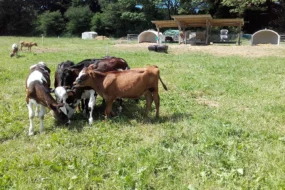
20, 41, 37, 52
26, 62, 68, 135
10, 43, 18, 57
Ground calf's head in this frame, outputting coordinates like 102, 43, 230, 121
73, 68, 106, 88
50, 103, 69, 123
60, 68, 78, 87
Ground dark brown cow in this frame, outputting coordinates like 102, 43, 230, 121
73, 65, 167, 119
26, 62, 68, 135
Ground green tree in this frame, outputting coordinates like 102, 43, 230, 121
32, 0, 71, 14
0, 0, 36, 35
65, 6, 93, 36
37, 11, 65, 36
93, 0, 164, 36
91, 13, 105, 34
221, 0, 278, 15
72, 0, 101, 12
270, 1, 285, 32
157, 0, 180, 19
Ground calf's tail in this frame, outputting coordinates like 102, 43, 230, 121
159, 75, 168, 91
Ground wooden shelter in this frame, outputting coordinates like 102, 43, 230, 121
151, 15, 244, 45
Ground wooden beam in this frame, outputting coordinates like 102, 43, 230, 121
238, 25, 241, 45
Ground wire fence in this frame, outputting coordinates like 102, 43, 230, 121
127, 34, 139, 42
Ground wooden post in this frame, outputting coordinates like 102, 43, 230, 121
238, 25, 241, 45
209, 25, 212, 45
177, 22, 182, 44
206, 20, 209, 45
157, 26, 160, 45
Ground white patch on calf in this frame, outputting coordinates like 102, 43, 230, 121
54, 86, 68, 103
65, 104, 76, 119
30, 62, 46, 70
76, 70, 86, 81
88, 90, 96, 125
38, 61, 45, 66
81, 90, 96, 125
59, 106, 68, 116
54, 87, 78, 120
27, 70, 47, 87
27, 98, 46, 136
12, 43, 18, 49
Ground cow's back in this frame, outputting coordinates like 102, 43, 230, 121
102, 68, 159, 98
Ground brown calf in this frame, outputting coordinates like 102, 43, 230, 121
20, 41, 37, 52
26, 62, 68, 135
73, 65, 167, 119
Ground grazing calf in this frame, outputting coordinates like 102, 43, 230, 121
73, 65, 168, 119
54, 86, 79, 120
26, 62, 68, 135
55, 57, 130, 124
54, 59, 97, 125
10, 43, 18, 57
20, 41, 37, 52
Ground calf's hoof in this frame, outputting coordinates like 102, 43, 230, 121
28, 132, 34, 136
65, 120, 71, 126
88, 118, 93, 126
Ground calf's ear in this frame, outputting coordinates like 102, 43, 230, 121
66, 90, 75, 96
92, 70, 107, 76
71, 69, 79, 75
51, 103, 65, 109
56, 103, 65, 107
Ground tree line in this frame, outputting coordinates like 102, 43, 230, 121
0, 0, 283, 37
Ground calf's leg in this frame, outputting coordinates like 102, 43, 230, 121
27, 102, 35, 136
38, 105, 46, 134
117, 98, 123, 113
152, 91, 160, 118
88, 91, 96, 125
104, 99, 114, 119
145, 91, 153, 116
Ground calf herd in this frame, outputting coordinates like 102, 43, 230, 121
25, 56, 167, 135
10, 41, 38, 57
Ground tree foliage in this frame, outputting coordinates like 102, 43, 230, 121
0, 0, 36, 35
65, 6, 93, 36
0, 0, 284, 36
37, 11, 65, 36
221, 0, 278, 15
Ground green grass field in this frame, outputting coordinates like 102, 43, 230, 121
0, 36, 285, 189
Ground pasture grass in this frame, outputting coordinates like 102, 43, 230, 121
1, 36, 285, 189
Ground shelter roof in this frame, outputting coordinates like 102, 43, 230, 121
210, 19, 244, 26
171, 14, 212, 27
152, 14, 244, 29
151, 20, 178, 28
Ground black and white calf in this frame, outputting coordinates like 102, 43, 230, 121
26, 62, 68, 135
54, 86, 96, 124
54, 57, 130, 125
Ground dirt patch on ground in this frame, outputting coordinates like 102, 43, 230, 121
196, 97, 219, 108
114, 43, 285, 57
31, 47, 62, 53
